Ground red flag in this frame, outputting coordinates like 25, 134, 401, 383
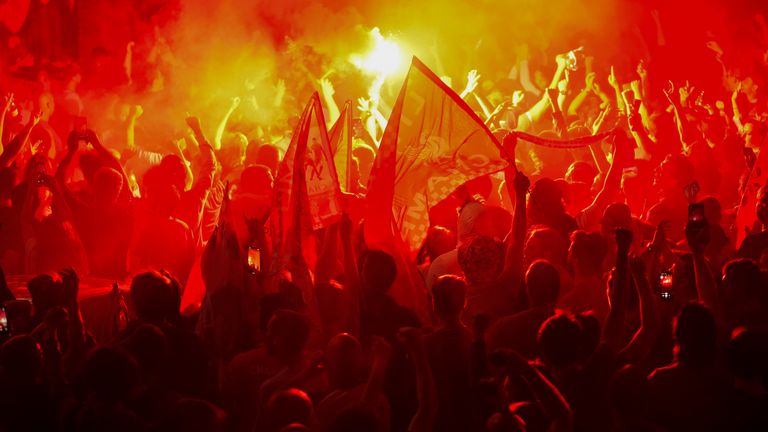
329, 100, 354, 193
363, 57, 507, 318
272, 93, 343, 271
365, 56, 508, 252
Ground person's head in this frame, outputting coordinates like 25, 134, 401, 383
219, 133, 248, 173
0, 335, 43, 385
654, 154, 695, 194
255, 144, 280, 175
569, 230, 608, 276
419, 226, 456, 264
266, 310, 310, 361
91, 166, 124, 207
27, 274, 60, 317
238, 164, 273, 196
458, 235, 504, 284
263, 389, 314, 432
165, 399, 222, 432
258, 293, 294, 335
722, 259, 762, 311
538, 313, 582, 369
84, 347, 139, 404
525, 260, 560, 309
130, 271, 181, 324
727, 327, 768, 386
432, 275, 467, 322
361, 250, 397, 294
528, 178, 566, 219
756, 185, 768, 226
524, 227, 568, 267
325, 333, 364, 389
601, 203, 633, 237
160, 154, 187, 192
565, 161, 598, 185
674, 303, 717, 367
699, 196, 722, 225
351, 144, 375, 184
143, 166, 181, 217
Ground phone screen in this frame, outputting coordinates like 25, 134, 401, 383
688, 203, 706, 223
247, 248, 261, 273
659, 272, 673, 300
0, 306, 9, 335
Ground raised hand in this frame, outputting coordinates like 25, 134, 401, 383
511, 90, 525, 107
464, 70, 481, 95
130, 104, 144, 120
356, 97, 371, 114
185, 115, 202, 133
636, 61, 648, 79
663, 80, 676, 104
230, 96, 241, 110
2, 93, 13, 111
678, 81, 695, 107
58, 268, 79, 309
585, 72, 597, 92
608, 66, 620, 89
318, 78, 335, 97
513, 170, 530, 195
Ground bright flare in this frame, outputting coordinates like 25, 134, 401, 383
351, 27, 403, 77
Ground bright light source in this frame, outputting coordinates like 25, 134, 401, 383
351, 27, 403, 78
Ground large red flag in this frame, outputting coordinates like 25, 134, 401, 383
329, 100, 354, 193
365, 56, 508, 252
272, 92, 343, 271
363, 57, 508, 317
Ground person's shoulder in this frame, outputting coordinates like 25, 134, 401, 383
648, 363, 680, 382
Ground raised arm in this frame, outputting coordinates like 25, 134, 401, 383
686, 218, 720, 313
496, 350, 573, 432
0, 111, 40, 168
567, 72, 595, 117
503, 167, 529, 280
460, 70, 481, 100
607, 66, 626, 115
617, 258, 661, 365
664, 81, 702, 148
214, 97, 241, 151
603, 228, 633, 353
0, 93, 13, 152
319, 78, 341, 125
83, 129, 132, 202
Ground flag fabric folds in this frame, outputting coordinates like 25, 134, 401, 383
365, 56, 509, 253
272, 92, 343, 271
329, 100, 354, 193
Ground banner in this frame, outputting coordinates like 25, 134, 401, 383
272, 93, 343, 269
329, 100, 354, 192
365, 56, 509, 253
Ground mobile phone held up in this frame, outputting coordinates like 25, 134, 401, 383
247, 247, 261, 274
659, 272, 673, 301
0, 305, 9, 335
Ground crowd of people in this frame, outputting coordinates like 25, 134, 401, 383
2, 2, 768, 432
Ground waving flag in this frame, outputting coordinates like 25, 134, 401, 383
365, 56, 508, 253
329, 100, 354, 192
272, 93, 343, 270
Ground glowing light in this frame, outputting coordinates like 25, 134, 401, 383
351, 27, 403, 78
